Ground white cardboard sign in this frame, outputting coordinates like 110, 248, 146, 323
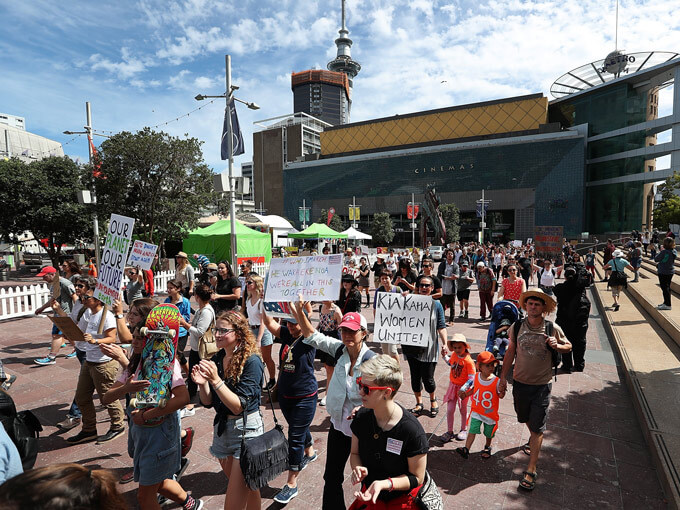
374, 293, 433, 348
94, 213, 135, 306
264, 254, 343, 302
127, 240, 158, 270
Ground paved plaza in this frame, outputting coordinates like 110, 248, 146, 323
0, 286, 668, 509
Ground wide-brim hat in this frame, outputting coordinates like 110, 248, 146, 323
176, 251, 188, 259
341, 273, 358, 285
447, 333, 470, 350
612, 249, 623, 258
519, 289, 557, 314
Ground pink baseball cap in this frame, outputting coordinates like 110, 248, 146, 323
339, 312, 367, 331
36, 266, 57, 277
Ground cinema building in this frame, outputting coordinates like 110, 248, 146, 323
281, 53, 680, 243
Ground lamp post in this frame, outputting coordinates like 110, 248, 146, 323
64, 101, 107, 269
195, 55, 259, 270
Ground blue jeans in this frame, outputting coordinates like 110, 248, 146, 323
68, 348, 87, 418
277, 394, 317, 470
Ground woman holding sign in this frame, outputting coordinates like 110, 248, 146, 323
402, 276, 448, 418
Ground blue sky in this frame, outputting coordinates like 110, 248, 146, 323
1, 0, 678, 172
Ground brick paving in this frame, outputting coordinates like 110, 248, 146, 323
0, 284, 668, 509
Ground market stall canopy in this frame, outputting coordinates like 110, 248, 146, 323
342, 226, 372, 240
288, 223, 348, 239
183, 219, 272, 264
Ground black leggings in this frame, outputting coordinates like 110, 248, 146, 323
322, 424, 352, 510
658, 273, 673, 306
406, 357, 436, 394
187, 349, 200, 399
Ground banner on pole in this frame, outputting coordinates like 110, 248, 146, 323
94, 213, 135, 306
374, 293, 433, 348
221, 99, 245, 160
127, 240, 158, 270
264, 254, 343, 302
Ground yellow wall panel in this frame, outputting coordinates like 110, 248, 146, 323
321, 96, 548, 155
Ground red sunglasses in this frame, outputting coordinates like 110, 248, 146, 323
356, 376, 391, 395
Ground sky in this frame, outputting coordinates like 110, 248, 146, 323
1, 0, 678, 173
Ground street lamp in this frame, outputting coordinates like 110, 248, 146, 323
195, 55, 259, 270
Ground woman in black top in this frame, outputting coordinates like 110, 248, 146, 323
371, 256, 387, 289
337, 274, 362, 314
211, 261, 241, 312
392, 259, 417, 293
358, 257, 371, 307
349, 355, 429, 509
192, 310, 264, 510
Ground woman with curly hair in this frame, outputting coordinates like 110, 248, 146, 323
192, 310, 264, 510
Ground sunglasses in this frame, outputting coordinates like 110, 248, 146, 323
212, 327, 236, 336
356, 376, 391, 395
508, 269, 517, 272
417, 283, 432, 288
246, 281, 254, 285
75, 283, 85, 288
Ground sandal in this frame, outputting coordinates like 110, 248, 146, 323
519, 471, 537, 490
430, 398, 439, 417
120, 470, 134, 484
410, 403, 424, 415
455, 446, 469, 459
521, 442, 531, 456
481, 445, 492, 459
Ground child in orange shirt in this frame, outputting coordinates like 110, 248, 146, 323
439, 334, 476, 443
455, 351, 506, 459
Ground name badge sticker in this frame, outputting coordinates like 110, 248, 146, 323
386, 437, 403, 455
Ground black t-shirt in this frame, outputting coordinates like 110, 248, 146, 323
274, 326, 317, 398
337, 289, 362, 314
213, 275, 241, 312
350, 406, 429, 502
392, 270, 417, 292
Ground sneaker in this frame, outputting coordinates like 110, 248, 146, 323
439, 431, 455, 443
1, 374, 16, 391
60, 342, 67, 348
96, 427, 125, 444
300, 452, 318, 471
34, 355, 56, 366
65, 350, 78, 359
456, 430, 468, 441
273, 485, 299, 505
179, 407, 196, 419
319, 396, 327, 407
57, 416, 81, 430
459, 311, 465, 318
657, 304, 672, 310
181, 427, 195, 457
66, 430, 98, 444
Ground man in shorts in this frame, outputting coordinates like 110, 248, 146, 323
498, 289, 572, 491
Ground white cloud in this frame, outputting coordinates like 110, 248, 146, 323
86, 48, 148, 79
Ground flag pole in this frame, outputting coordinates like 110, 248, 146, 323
226, 55, 237, 270
85, 102, 101, 270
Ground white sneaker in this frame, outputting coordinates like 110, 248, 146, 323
57, 416, 81, 430
456, 430, 468, 441
657, 304, 672, 310
179, 407, 196, 419
319, 396, 327, 407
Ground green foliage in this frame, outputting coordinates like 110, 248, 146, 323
440, 203, 460, 243
653, 174, 680, 231
0, 156, 91, 266
371, 212, 394, 245
317, 208, 346, 232
93, 128, 214, 252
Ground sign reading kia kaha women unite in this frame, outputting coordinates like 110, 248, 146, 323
374, 293, 434, 348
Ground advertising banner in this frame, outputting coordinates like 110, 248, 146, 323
534, 226, 564, 260
127, 240, 158, 270
264, 254, 343, 302
374, 293, 433, 348
94, 213, 135, 306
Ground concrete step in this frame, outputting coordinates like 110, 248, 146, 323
637, 260, 680, 295
591, 261, 680, 509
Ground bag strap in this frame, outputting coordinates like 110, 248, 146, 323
241, 371, 281, 444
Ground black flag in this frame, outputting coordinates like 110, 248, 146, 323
221, 99, 245, 160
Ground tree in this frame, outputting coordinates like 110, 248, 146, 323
92, 128, 214, 254
440, 203, 460, 243
317, 208, 346, 232
0, 156, 91, 266
371, 212, 394, 246
653, 174, 680, 231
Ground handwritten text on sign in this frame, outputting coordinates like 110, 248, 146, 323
374, 293, 433, 348
127, 240, 158, 270
265, 254, 343, 302
94, 214, 135, 306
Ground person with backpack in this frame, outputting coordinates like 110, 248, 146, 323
554, 265, 591, 373
533, 259, 557, 296
498, 290, 571, 492
289, 303, 376, 510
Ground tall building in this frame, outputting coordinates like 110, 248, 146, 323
1, 113, 64, 163
241, 161, 254, 202
327, 0, 361, 103
291, 70, 351, 125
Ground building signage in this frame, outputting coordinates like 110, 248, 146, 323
413, 163, 474, 174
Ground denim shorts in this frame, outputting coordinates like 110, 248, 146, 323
127, 410, 181, 486
251, 326, 273, 347
210, 411, 264, 460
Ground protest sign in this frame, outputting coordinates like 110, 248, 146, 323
534, 226, 564, 260
48, 317, 85, 343
512, 240, 523, 248
374, 293, 433, 348
264, 254, 343, 302
263, 301, 295, 320
94, 213, 135, 306
126, 240, 158, 270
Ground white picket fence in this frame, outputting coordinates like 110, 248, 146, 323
0, 265, 270, 321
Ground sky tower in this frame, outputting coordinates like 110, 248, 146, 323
327, 0, 361, 116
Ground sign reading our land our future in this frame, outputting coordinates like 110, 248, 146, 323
264, 254, 343, 302
374, 293, 434, 348
127, 240, 158, 270
94, 213, 135, 306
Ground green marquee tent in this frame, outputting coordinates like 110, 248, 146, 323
183, 219, 272, 264
287, 223, 348, 239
